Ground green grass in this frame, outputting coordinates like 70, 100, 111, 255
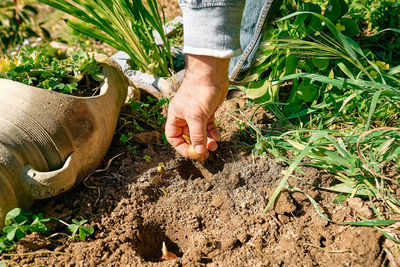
235, 0, 400, 242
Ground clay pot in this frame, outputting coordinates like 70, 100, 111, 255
0, 55, 130, 226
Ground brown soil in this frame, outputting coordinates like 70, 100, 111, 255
1, 92, 399, 267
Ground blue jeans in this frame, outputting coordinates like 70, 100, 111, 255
179, 0, 277, 81
229, 0, 275, 81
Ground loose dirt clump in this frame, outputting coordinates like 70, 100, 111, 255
1, 96, 399, 266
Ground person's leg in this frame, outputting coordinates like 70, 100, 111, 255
228, 0, 282, 81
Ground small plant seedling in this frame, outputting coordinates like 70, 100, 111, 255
126, 96, 169, 133
143, 155, 152, 162
160, 241, 178, 261
157, 162, 166, 174
30, 213, 51, 234
67, 219, 94, 241
120, 132, 137, 154
3, 208, 30, 242
0, 208, 94, 254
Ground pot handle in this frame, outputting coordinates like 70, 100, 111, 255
24, 153, 77, 199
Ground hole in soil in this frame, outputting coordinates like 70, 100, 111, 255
319, 236, 326, 248
136, 223, 182, 262
176, 159, 204, 180
200, 257, 212, 264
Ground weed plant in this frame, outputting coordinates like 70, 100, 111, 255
119, 96, 169, 153
0, 208, 94, 254
38, 0, 173, 77
236, 0, 400, 242
0, 46, 104, 96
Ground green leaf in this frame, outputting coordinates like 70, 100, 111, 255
388, 65, 400, 75
72, 219, 81, 225
298, 80, 319, 102
306, 3, 323, 33
278, 11, 358, 60
273, 72, 400, 94
285, 53, 299, 75
3, 226, 14, 234
377, 228, 400, 244
323, 183, 375, 197
312, 57, 330, 70
365, 90, 381, 131
5, 228, 16, 241
324, 0, 342, 23
339, 18, 360, 37
333, 193, 348, 206
246, 80, 271, 100
68, 224, 79, 239
79, 226, 94, 241
337, 62, 355, 79
16, 227, 27, 240
5, 208, 21, 224
369, 28, 400, 37
91, 73, 105, 82
65, 19, 122, 51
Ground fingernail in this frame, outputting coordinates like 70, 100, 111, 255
195, 145, 205, 154
208, 140, 218, 151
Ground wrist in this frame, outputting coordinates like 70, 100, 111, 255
184, 54, 230, 88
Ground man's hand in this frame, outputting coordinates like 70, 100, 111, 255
165, 54, 230, 160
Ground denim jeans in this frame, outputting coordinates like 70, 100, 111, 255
178, 0, 277, 81
179, 0, 246, 58
229, 0, 275, 81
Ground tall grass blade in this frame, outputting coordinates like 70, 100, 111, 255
365, 91, 382, 131
287, 185, 333, 222
263, 144, 311, 214
343, 220, 399, 226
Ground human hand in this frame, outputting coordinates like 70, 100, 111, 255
165, 55, 230, 161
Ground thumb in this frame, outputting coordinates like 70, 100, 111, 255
186, 115, 207, 155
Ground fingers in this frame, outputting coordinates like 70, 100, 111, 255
173, 140, 211, 161
165, 113, 186, 149
186, 114, 208, 155
206, 117, 221, 142
166, 111, 221, 157
165, 114, 210, 160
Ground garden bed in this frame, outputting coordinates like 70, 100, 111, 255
1, 93, 398, 266
1, 0, 399, 265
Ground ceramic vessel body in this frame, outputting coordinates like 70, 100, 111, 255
0, 58, 128, 226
